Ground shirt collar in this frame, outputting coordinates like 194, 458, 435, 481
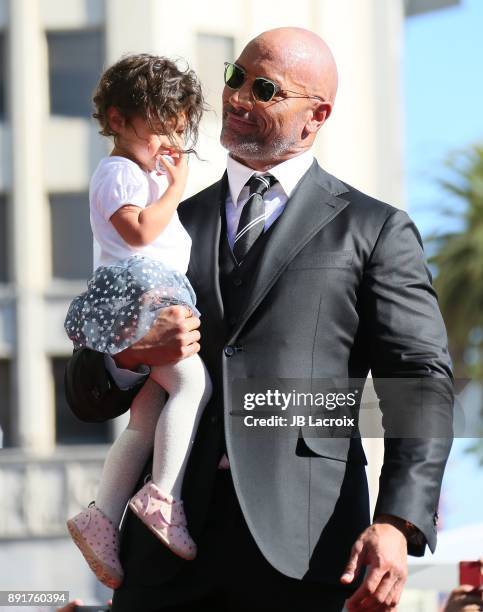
226, 149, 314, 206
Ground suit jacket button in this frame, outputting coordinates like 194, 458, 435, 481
233, 277, 242, 286
210, 415, 219, 425
224, 346, 235, 357
91, 386, 101, 400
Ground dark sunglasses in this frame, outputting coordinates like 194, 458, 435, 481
223, 62, 326, 104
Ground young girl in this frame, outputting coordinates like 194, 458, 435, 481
64, 54, 211, 589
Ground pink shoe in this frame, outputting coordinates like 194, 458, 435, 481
128, 481, 196, 561
66, 502, 123, 589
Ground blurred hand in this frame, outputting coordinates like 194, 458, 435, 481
341, 518, 408, 611
114, 305, 200, 370
57, 599, 83, 612
444, 585, 483, 612
56, 598, 112, 611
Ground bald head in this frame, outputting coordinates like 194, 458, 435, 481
244, 27, 338, 104
220, 27, 338, 169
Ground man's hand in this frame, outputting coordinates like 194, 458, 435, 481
444, 585, 483, 612
341, 516, 408, 611
114, 305, 201, 370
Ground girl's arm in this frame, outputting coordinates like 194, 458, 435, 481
110, 152, 188, 247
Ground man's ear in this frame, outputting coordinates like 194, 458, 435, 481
304, 102, 332, 136
106, 106, 125, 134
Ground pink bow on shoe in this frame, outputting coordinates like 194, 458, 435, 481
66, 502, 124, 589
128, 481, 197, 561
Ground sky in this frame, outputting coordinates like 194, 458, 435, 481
404, 0, 483, 531
405, 0, 483, 234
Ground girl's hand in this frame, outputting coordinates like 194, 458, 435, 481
156, 149, 188, 193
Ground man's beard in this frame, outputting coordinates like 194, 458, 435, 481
221, 128, 293, 159
220, 112, 299, 160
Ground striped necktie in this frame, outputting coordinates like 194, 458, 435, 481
233, 174, 277, 265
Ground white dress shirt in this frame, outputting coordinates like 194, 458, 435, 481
105, 150, 315, 387
225, 150, 314, 249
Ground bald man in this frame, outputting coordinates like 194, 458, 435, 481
65, 28, 453, 612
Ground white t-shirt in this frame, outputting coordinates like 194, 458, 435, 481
90, 156, 192, 274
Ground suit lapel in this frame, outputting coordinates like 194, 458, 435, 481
185, 174, 227, 324
227, 162, 350, 344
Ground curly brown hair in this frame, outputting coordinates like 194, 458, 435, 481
93, 54, 205, 149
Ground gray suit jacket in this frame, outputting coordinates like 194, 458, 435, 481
65, 161, 453, 586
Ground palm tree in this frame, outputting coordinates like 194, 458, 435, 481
428, 145, 483, 462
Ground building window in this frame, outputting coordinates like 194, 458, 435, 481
0, 32, 5, 119
47, 29, 104, 118
53, 357, 110, 445
0, 360, 12, 448
196, 33, 235, 113
0, 195, 7, 282
50, 192, 92, 280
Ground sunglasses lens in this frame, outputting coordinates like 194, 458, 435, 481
253, 78, 276, 102
224, 63, 245, 89
224, 63, 277, 102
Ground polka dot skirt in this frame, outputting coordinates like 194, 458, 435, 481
64, 255, 200, 355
